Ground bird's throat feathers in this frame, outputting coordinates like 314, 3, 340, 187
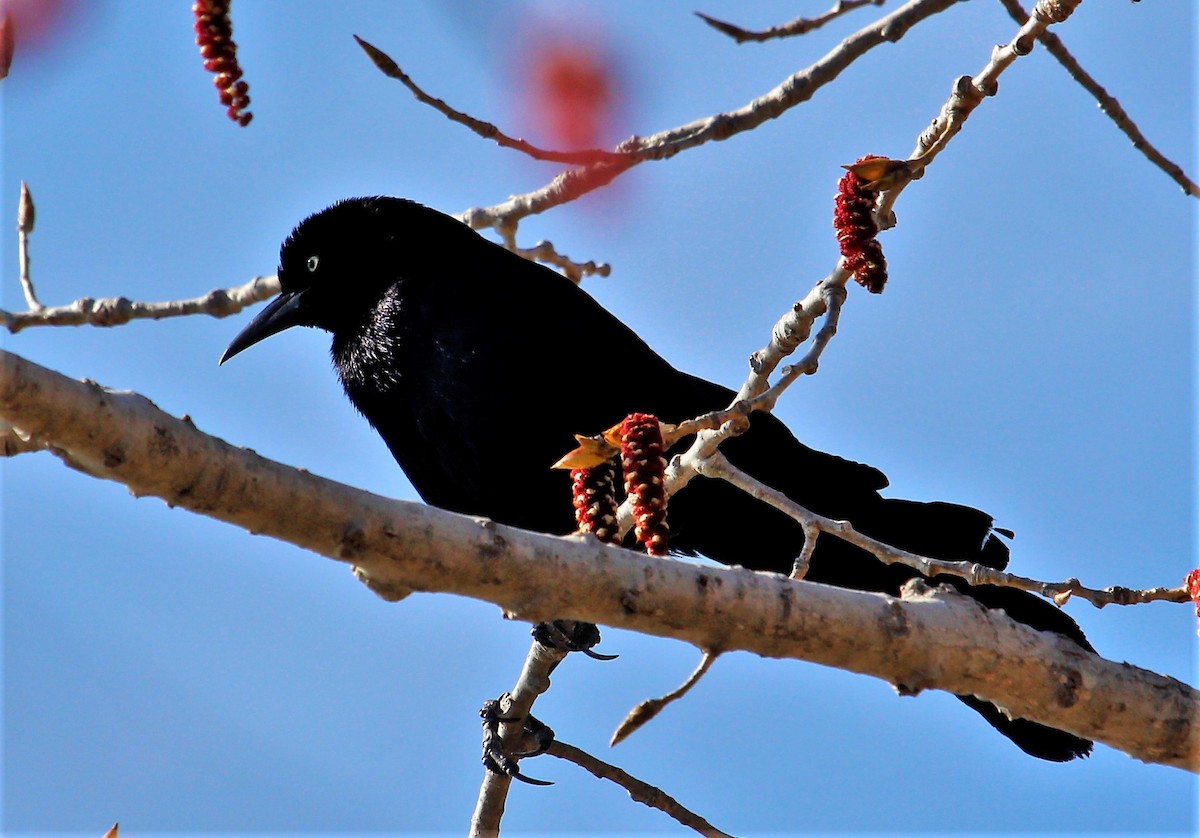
331, 288, 407, 401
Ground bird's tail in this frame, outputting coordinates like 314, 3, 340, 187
868, 499, 1095, 761
933, 575, 1094, 761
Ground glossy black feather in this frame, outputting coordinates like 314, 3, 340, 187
224, 197, 1093, 761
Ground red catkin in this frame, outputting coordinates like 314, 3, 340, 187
619, 413, 669, 556
194, 0, 253, 126
1186, 568, 1200, 627
834, 155, 888, 293
571, 461, 620, 545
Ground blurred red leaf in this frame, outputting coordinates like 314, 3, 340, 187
0, 0, 74, 53
0, 12, 13, 79
519, 25, 620, 153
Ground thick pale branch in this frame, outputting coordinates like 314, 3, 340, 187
2, 349, 1196, 771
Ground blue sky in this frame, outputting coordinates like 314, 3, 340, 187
2, 1, 1197, 835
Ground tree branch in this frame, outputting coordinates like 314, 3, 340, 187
1, 274, 280, 334
646, 0, 1097, 555
354, 35, 628, 168
548, 740, 733, 836
696, 450, 1190, 609
877, 0, 1086, 221
611, 650, 721, 746
697, 1, 887, 44
2, 348, 1195, 771
996, 0, 1199, 198
457, 0, 962, 234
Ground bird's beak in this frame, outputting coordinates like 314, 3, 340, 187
219, 289, 308, 364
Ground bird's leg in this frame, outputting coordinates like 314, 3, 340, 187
479, 697, 555, 786
532, 620, 619, 661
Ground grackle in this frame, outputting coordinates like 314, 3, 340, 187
222, 197, 1093, 762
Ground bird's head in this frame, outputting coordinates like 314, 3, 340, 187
220, 196, 447, 364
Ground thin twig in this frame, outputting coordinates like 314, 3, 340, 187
697, 0, 887, 44
624, 3, 1093, 558
611, 650, 720, 746
354, 35, 628, 168
661, 275, 847, 448
1, 275, 280, 334
547, 740, 733, 837
496, 219, 611, 284
877, 0, 1085, 224
697, 449, 1191, 610
996, 0, 1199, 198
615, 272, 849, 532
17, 181, 40, 311
458, 0, 962, 234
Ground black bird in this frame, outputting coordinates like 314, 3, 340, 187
222, 196, 1094, 762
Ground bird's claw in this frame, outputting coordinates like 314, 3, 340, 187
480, 697, 555, 786
532, 620, 619, 659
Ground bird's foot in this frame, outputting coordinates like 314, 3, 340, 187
532, 620, 619, 660
480, 697, 555, 786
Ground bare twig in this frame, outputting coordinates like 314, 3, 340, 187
646, 0, 1092, 565
458, 0, 962, 234
496, 223, 611, 284
547, 740, 733, 837
997, 0, 1200, 198
355, 36, 627, 168
877, 0, 1085, 223
1, 275, 280, 334
614, 273, 848, 535
697, 1, 887, 44
17, 181, 40, 311
664, 274, 849, 447
3, 182, 281, 334
696, 450, 1190, 610
611, 650, 720, 746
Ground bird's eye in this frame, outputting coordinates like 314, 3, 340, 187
306, 255, 320, 272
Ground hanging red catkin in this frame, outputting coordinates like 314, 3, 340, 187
834, 154, 888, 293
571, 460, 620, 545
619, 413, 669, 556
194, 0, 253, 126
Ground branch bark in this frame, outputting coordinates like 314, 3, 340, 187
1, 274, 280, 333
2, 347, 1196, 772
